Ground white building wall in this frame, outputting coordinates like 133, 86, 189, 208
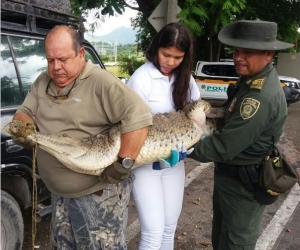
275, 53, 300, 79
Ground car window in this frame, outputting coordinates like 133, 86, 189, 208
10, 36, 47, 95
1, 35, 24, 107
202, 64, 238, 77
85, 47, 102, 66
1, 35, 102, 108
224, 65, 238, 77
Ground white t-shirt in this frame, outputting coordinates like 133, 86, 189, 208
127, 61, 200, 114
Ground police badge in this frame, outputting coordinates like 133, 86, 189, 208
240, 98, 260, 119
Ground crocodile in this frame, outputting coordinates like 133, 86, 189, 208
3, 99, 220, 176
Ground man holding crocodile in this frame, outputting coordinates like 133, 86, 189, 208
11, 25, 152, 249
8, 24, 210, 250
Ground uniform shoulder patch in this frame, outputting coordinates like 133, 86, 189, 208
240, 98, 260, 119
250, 76, 266, 90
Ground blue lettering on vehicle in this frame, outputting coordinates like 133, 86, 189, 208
206, 86, 228, 92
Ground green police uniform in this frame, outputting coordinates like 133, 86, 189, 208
189, 62, 287, 249
191, 62, 287, 164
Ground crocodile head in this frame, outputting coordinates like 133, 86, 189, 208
2, 120, 36, 138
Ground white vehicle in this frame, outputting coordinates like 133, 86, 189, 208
193, 61, 300, 105
194, 61, 238, 100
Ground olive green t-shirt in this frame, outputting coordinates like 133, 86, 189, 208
17, 60, 152, 198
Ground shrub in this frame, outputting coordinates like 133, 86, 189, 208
118, 55, 145, 76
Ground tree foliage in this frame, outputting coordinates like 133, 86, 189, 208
71, 0, 300, 64
178, 0, 247, 61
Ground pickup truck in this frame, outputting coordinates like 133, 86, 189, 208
193, 61, 300, 106
1, 1, 105, 249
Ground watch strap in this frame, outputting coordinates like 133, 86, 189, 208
113, 161, 131, 174
117, 156, 125, 165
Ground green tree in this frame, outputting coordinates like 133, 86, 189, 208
71, 0, 300, 63
178, 0, 247, 61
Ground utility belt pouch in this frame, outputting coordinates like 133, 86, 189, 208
238, 165, 260, 193
256, 143, 298, 205
241, 135, 299, 205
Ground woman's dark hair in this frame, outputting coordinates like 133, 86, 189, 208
146, 22, 194, 110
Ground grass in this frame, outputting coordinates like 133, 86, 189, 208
105, 65, 129, 78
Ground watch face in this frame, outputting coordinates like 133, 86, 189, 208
122, 157, 134, 169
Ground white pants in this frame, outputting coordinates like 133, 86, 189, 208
132, 161, 185, 250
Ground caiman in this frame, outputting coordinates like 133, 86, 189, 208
2, 99, 221, 176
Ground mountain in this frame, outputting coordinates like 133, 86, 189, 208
85, 26, 137, 45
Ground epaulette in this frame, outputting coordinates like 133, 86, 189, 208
247, 76, 266, 91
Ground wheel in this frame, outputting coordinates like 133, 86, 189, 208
1, 190, 24, 250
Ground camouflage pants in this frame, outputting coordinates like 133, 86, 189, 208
50, 178, 133, 250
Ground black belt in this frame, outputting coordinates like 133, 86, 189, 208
215, 162, 261, 192
215, 162, 240, 177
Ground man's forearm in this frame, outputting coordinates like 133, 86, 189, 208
13, 112, 35, 124
118, 127, 149, 159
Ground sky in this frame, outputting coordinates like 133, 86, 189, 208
85, 7, 138, 36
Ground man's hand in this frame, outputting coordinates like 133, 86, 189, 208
12, 136, 36, 150
154, 144, 194, 169
99, 161, 131, 184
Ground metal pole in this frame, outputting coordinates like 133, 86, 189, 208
167, 0, 178, 24
114, 41, 117, 62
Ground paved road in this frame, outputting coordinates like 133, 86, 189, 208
126, 161, 300, 250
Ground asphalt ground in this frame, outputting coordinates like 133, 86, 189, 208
126, 161, 300, 250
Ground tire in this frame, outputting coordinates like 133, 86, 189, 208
1, 190, 24, 250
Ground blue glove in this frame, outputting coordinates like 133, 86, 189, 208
153, 144, 194, 170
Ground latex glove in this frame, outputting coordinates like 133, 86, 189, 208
12, 136, 36, 150
99, 161, 131, 184
154, 144, 194, 170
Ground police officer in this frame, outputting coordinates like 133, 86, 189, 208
188, 20, 294, 250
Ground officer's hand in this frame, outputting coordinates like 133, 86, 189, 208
99, 161, 131, 184
12, 136, 36, 150
156, 144, 194, 169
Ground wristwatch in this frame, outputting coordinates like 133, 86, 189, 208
117, 156, 135, 169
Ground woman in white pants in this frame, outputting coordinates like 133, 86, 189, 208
127, 22, 200, 250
